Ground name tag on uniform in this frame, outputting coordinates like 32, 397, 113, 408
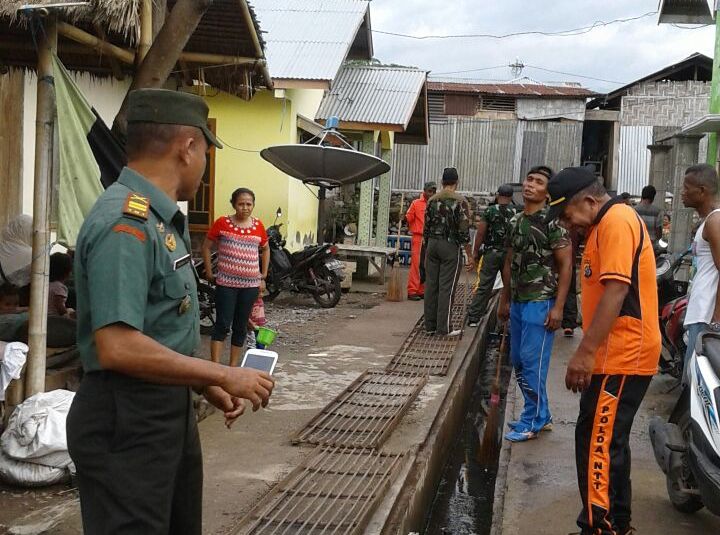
173, 254, 191, 271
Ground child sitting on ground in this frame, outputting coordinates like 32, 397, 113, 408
48, 252, 75, 318
0, 283, 25, 315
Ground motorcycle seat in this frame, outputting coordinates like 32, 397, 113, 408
700, 333, 720, 377
291, 246, 322, 262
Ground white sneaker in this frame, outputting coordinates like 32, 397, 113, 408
446, 329, 462, 337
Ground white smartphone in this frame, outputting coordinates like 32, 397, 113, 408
240, 349, 278, 375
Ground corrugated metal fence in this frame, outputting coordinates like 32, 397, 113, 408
392, 117, 582, 192
617, 125, 653, 196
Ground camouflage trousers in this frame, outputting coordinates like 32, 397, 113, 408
467, 248, 505, 323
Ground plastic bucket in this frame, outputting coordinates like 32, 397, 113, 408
256, 327, 277, 347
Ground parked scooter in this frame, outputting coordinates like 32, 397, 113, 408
193, 251, 217, 335
657, 249, 692, 378
265, 208, 345, 308
649, 330, 720, 516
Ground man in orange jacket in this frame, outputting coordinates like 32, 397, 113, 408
405, 181, 437, 300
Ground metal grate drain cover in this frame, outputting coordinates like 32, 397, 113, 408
385, 284, 471, 376
292, 370, 427, 448
232, 447, 405, 535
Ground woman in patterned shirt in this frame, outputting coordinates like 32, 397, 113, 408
202, 188, 269, 366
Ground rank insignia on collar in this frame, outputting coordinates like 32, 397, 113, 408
165, 233, 177, 252
123, 193, 150, 221
156, 222, 165, 234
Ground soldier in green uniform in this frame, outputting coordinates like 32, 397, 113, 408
66, 89, 275, 535
466, 184, 517, 327
423, 167, 474, 336
498, 165, 572, 442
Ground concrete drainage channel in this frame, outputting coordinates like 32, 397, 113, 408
423, 327, 512, 534
231, 286, 508, 535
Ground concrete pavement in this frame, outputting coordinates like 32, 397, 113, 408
496, 333, 720, 534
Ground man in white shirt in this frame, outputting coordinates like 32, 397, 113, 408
681, 164, 720, 362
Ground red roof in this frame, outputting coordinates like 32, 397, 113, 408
427, 81, 597, 98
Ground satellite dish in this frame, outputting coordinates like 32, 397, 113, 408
260, 117, 390, 188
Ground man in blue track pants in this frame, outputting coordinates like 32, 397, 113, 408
498, 166, 572, 442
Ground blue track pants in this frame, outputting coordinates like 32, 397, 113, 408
509, 299, 555, 433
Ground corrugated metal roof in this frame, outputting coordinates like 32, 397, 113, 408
427, 80, 596, 98
316, 65, 427, 128
249, 0, 369, 81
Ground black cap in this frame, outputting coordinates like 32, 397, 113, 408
424, 181, 437, 190
127, 89, 223, 149
546, 166, 598, 222
442, 167, 459, 184
497, 184, 514, 198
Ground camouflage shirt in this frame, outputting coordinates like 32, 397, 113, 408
507, 207, 570, 302
423, 190, 471, 246
482, 203, 517, 251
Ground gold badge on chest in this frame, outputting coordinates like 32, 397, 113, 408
165, 233, 177, 252
178, 295, 192, 315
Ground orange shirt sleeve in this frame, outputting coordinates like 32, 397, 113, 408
598, 210, 639, 285
405, 200, 418, 226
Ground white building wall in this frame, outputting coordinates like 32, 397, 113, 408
22, 72, 130, 215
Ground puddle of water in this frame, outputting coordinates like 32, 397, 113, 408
424, 335, 512, 535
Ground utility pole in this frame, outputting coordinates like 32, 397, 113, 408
509, 58, 524, 78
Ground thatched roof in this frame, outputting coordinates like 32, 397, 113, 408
1, 1, 142, 43
0, 0, 269, 94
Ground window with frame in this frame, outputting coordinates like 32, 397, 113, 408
188, 118, 216, 230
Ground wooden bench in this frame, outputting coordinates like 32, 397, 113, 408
334, 244, 396, 282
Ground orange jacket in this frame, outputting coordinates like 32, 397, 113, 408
405, 196, 427, 235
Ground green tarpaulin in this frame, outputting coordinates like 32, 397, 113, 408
52, 54, 105, 247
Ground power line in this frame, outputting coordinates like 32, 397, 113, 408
431, 65, 508, 76
430, 64, 626, 85
523, 65, 627, 85
372, 11, 657, 40
215, 134, 260, 153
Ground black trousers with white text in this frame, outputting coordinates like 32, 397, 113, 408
575, 374, 651, 534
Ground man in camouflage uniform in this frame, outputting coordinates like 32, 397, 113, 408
466, 184, 517, 327
423, 167, 474, 336
498, 165, 572, 442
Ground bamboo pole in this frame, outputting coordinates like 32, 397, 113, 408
57, 20, 135, 64
25, 15, 57, 398
180, 51, 259, 65
239, 0, 273, 89
57, 21, 261, 69
138, 0, 153, 63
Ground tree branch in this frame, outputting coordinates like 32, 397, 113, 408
111, 0, 213, 140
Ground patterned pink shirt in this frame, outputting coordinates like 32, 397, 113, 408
207, 216, 268, 288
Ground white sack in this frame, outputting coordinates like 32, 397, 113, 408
0, 448, 69, 487
0, 215, 32, 287
0, 342, 28, 401
1, 389, 74, 468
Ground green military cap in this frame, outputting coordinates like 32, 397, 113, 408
127, 89, 223, 149
424, 181, 437, 190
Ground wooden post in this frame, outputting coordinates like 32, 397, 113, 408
139, 0, 153, 63
25, 15, 57, 398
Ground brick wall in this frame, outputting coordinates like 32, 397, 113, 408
621, 80, 710, 127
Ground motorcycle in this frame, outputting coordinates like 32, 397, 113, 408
656, 249, 691, 378
265, 208, 345, 308
193, 252, 217, 335
660, 295, 688, 378
649, 330, 720, 516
